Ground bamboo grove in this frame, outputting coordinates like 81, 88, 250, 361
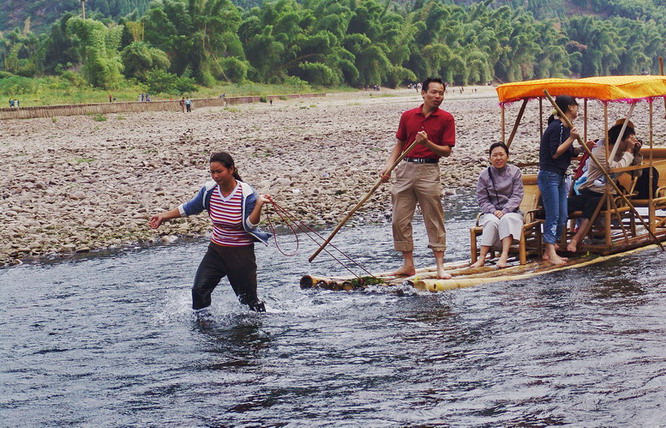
1, 0, 665, 95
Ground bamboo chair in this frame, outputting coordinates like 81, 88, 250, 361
470, 174, 543, 265
566, 173, 644, 249
604, 148, 666, 232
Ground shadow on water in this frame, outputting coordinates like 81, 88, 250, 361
193, 316, 271, 368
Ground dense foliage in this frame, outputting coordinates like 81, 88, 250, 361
1, 0, 665, 94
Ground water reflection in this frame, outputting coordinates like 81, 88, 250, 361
194, 316, 271, 368
3, 195, 666, 426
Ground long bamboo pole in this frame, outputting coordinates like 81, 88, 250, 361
659, 56, 666, 119
506, 99, 528, 149
308, 138, 422, 262
543, 89, 664, 250
608, 102, 636, 162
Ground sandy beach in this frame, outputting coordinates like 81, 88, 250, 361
2, 86, 664, 266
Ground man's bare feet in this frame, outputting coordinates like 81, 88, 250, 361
496, 254, 509, 269
437, 266, 452, 279
392, 266, 416, 277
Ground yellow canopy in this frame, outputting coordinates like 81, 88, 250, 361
496, 75, 666, 104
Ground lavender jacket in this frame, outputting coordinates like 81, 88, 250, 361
476, 164, 524, 215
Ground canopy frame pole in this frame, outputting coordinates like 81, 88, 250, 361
539, 98, 543, 137
544, 89, 664, 251
649, 100, 655, 233
506, 99, 528, 149
604, 103, 609, 162
607, 190, 632, 244
500, 105, 506, 143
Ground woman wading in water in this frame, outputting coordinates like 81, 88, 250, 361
149, 152, 272, 313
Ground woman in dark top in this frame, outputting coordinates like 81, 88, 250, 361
538, 95, 580, 265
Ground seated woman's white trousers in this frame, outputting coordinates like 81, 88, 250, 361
479, 212, 523, 248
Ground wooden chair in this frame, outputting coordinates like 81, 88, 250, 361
623, 151, 666, 231
470, 174, 543, 265
565, 150, 666, 248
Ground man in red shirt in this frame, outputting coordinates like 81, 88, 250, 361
380, 77, 455, 279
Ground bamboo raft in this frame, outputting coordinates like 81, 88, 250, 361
302, 72, 666, 293
300, 244, 660, 292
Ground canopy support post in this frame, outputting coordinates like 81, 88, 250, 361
539, 98, 543, 137
649, 100, 655, 233
506, 99, 528, 149
500, 105, 505, 143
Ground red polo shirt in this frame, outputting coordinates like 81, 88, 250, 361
395, 105, 455, 159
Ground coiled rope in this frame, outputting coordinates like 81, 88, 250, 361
265, 199, 375, 279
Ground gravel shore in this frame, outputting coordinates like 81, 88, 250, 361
2, 87, 663, 266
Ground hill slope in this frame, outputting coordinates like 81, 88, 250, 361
3, 0, 666, 33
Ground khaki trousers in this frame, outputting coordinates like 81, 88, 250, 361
390, 162, 446, 252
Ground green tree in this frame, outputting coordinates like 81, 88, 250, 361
67, 17, 124, 88
120, 41, 169, 80
144, 0, 246, 85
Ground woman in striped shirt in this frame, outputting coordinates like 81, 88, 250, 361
149, 152, 272, 313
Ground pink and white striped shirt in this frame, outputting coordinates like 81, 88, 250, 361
208, 184, 253, 247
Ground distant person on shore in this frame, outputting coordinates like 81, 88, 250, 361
148, 152, 272, 314
180, 97, 186, 113
538, 95, 581, 265
185, 97, 192, 112
471, 142, 524, 268
380, 77, 455, 279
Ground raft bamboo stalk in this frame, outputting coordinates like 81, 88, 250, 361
413, 246, 658, 292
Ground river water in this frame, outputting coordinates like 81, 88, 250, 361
2, 193, 666, 426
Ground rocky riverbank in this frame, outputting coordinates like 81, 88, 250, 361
1, 87, 663, 266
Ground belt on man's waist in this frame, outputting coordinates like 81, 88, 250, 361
403, 157, 438, 164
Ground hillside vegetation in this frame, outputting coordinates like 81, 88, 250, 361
1, 0, 665, 103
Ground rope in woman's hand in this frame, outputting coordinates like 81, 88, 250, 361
265, 199, 300, 257
264, 199, 375, 279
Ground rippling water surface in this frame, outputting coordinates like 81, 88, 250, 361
3, 194, 666, 426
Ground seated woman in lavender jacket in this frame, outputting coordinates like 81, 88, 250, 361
471, 142, 524, 268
